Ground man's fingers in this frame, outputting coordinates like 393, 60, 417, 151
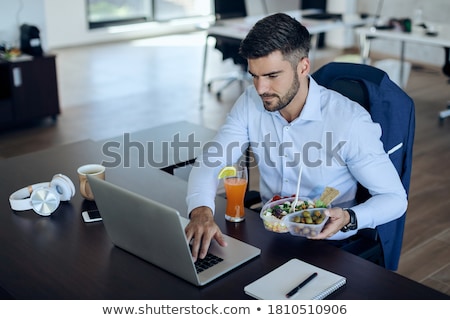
214, 231, 228, 248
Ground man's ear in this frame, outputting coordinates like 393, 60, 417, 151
298, 57, 310, 75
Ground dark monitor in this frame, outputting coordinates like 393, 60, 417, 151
214, 0, 247, 20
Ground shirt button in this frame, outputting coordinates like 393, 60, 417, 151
284, 179, 289, 183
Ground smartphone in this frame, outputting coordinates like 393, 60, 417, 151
82, 209, 102, 223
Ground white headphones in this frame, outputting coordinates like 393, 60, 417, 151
9, 174, 76, 216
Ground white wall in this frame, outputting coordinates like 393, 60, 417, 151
246, 0, 300, 16
0, 0, 46, 49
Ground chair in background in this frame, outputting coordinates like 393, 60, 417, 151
202, 0, 249, 103
312, 62, 415, 271
439, 47, 450, 125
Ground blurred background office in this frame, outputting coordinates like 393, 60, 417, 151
0, 0, 449, 68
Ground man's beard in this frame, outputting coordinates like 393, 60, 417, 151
261, 73, 300, 112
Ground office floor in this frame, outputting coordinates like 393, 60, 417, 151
0, 31, 449, 296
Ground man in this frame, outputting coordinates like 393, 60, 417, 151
185, 13, 407, 261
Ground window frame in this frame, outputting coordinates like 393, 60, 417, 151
86, 0, 212, 29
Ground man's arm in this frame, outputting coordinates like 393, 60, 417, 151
184, 89, 253, 260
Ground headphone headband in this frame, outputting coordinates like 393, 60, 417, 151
9, 182, 51, 211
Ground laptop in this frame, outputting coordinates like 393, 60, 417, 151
88, 176, 261, 286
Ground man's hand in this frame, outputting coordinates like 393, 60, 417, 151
308, 207, 350, 239
185, 206, 228, 261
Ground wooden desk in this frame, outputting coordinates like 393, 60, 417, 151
0, 137, 447, 299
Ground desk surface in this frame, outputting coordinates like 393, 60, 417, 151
208, 10, 365, 40
356, 23, 450, 48
0, 124, 448, 299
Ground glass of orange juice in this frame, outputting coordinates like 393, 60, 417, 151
223, 163, 248, 222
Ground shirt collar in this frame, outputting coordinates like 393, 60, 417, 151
297, 75, 322, 122
265, 75, 323, 123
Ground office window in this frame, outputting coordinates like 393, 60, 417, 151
87, 0, 211, 29
87, 0, 150, 28
154, 0, 211, 20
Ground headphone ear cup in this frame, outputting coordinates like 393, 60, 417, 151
30, 187, 60, 216
50, 174, 75, 201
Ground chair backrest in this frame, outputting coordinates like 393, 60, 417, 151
443, 47, 450, 78
211, 0, 248, 67
214, 0, 247, 21
312, 62, 416, 270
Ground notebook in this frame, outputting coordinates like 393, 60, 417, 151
244, 259, 346, 300
88, 176, 261, 286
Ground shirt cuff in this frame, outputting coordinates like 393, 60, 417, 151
186, 193, 216, 217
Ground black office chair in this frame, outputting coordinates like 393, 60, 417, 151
206, 0, 250, 101
438, 47, 450, 125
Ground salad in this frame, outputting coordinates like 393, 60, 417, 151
264, 195, 327, 219
260, 195, 328, 233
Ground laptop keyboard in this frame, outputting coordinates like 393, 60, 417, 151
194, 252, 223, 273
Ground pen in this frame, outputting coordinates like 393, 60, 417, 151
285, 272, 318, 298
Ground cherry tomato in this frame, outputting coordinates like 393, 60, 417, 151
271, 195, 282, 201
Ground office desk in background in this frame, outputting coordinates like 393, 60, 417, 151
0, 121, 448, 300
200, 10, 367, 108
356, 23, 450, 88
357, 23, 450, 60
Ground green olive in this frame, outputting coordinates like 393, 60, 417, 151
315, 217, 324, 224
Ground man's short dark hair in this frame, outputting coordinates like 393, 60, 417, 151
239, 13, 311, 66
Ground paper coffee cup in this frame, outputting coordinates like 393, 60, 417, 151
77, 164, 105, 201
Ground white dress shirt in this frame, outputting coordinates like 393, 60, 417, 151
187, 76, 407, 240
